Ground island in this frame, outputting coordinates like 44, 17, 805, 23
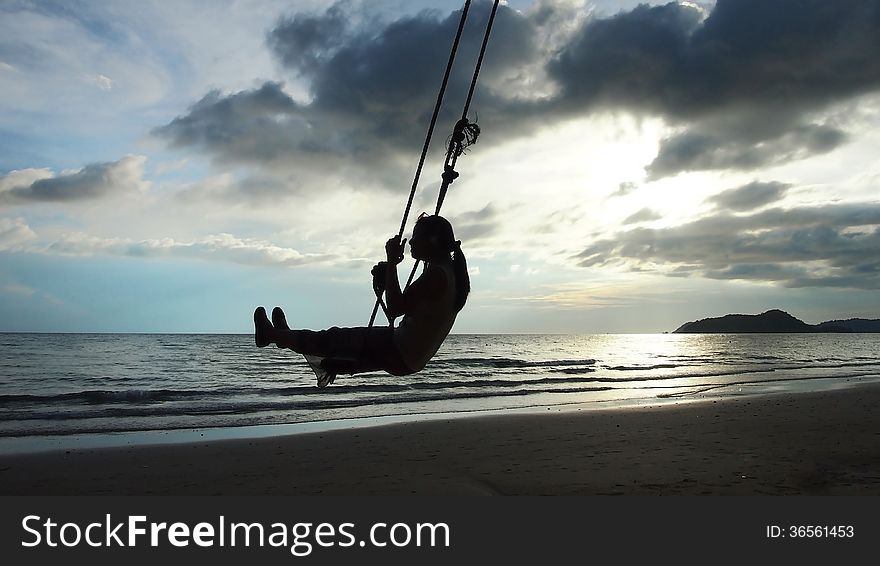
673, 309, 880, 333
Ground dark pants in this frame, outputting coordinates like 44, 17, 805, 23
278, 326, 412, 376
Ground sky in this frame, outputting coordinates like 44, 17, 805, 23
1, 0, 879, 333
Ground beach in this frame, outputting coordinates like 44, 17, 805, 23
2, 384, 878, 495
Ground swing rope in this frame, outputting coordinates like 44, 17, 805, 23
369, 0, 501, 327
393, 0, 474, 241
436, 0, 500, 214
368, 0, 473, 327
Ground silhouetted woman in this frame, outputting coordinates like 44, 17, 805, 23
254, 214, 470, 387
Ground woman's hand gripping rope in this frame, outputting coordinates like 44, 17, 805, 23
385, 235, 407, 265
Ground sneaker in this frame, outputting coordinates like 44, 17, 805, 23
304, 354, 336, 388
253, 307, 272, 348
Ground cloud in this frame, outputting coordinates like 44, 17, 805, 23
0, 215, 340, 269
0, 217, 38, 250
623, 207, 662, 224
0, 282, 36, 298
646, 118, 847, 179
707, 180, 791, 211
47, 232, 333, 268
154, 83, 304, 165
152, 1, 555, 195
0, 168, 54, 193
266, 2, 351, 75
172, 171, 302, 205
0, 1, 170, 115
84, 73, 114, 91
575, 200, 880, 289
548, 0, 880, 176
612, 181, 638, 197
553, 0, 880, 114
0, 155, 148, 204
451, 203, 502, 242
154, 0, 880, 189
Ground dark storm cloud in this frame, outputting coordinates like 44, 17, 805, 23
645, 115, 848, 179
552, 1, 880, 116
154, 83, 314, 165
549, 0, 880, 176
0, 155, 146, 204
707, 181, 791, 211
155, 1, 542, 196
548, 2, 705, 115
155, 0, 880, 190
269, 1, 538, 125
575, 201, 880, 289
267, 2, 351, 75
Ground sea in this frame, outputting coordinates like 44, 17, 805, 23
1, 332, 879, 452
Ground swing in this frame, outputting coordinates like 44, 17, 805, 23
369, 0, 501, 328
300, 0, 501, 383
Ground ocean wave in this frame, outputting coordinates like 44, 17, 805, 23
653, 372, 880, 398
7, 370, 879, 436
605, 363, 681, 371
435, 357, 597, 368
0, 374, 609, 408
2, 385, 619, 428
5, 358, 879, 410
0, 388, 237, 406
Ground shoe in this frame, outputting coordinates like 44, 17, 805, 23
253, 307, 272, 348
304, 355, 336, 388
272, 306, 290, 331
318, 371, 336, 388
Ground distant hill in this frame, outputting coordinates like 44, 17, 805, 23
673, 309, 860, 333
814, 318, 880, 333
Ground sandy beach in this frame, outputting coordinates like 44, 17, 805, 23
2, 385, 879, 495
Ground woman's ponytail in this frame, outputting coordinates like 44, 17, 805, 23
451, 240, 470, 312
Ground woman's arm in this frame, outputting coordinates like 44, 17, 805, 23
384, 236, 445, 318
384, 236, 406, 317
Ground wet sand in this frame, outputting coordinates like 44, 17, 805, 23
1, 385, 878, 495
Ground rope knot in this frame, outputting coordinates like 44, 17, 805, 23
447, 118, 481, 158
441, 168, 460, 184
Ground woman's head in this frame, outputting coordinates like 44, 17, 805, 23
410, 214, 458, 260
411, 214, 470, 311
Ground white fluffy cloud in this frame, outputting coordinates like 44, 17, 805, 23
0, 217, 38, 251
45, 231, 333, 268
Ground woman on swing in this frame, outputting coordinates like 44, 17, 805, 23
254, 214, 469, 387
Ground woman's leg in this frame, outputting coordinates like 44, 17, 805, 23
254, 306, 408, 380
254, 306, 349, 357
271, 306, 322, 353
283, 325, 387, 386
258, 306, 386, 362
274, 327, 347, 357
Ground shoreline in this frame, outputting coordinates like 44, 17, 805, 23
1, 383, 879, 495
1, 376, 871, 456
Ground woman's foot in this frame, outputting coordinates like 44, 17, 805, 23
304, 355, 336, 387
271, 307, 290, 348
253, 306, 273, 347
272, 306, 290, 331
